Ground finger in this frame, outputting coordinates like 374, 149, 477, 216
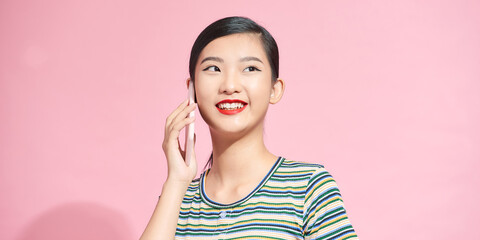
166, 99, 189, 129
165, 108, 195, 149
166, 99, 189, 128
178, 138, 185, 159
169, 103, 196, 130
166, 115, 195, 149
170, 115, 195, 134
188, 138, 197, 169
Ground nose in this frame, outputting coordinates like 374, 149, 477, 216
219, 70, 240, 95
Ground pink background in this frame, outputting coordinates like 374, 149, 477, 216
1, 0, 479, 239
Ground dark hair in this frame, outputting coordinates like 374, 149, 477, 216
188, 16, 280, 169
189, 16, 279, 83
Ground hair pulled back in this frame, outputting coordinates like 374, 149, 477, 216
189, 16, 279, 83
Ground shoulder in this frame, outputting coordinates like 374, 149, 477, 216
281, 159, 325, 169
277, 158, 339, 197
270, 158, 336, 192
277, 158, 329, 179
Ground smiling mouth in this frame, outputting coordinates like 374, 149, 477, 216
216, 100, 247, 115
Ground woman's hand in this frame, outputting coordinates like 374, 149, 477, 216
140, 100, 197, 240
162, 99, 197, 185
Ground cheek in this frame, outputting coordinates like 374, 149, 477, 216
194, 80, 215, 107
195, 89, 208, 108
246, 78, 273, 104
194, 86, 213, 122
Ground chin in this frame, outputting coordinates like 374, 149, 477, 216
210, 121, 249, 135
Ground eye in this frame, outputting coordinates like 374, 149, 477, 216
203, 66, 220, 72
244, 66, 260, 72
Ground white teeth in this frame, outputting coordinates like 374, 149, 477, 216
218, 102, 245, 110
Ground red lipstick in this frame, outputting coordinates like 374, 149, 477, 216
216, 99, 247, 115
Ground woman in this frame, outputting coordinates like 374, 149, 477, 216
141, 16, 358, 240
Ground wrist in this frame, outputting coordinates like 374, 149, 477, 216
162, 177, 191, 195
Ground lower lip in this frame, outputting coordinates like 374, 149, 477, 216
216, 105, 247, 115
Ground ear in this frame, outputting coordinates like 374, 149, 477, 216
186, 78, 192, 89
269, 78, 285, 104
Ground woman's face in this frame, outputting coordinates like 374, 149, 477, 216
194, 33, 276, 136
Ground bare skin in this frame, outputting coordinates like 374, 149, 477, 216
140, 33, 285, 240
140, 100, 197, 240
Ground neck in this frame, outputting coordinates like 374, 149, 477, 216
207, 122, 277, 185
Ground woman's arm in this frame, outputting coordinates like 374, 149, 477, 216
140, 179, 190, 240
140, 100, 197, 240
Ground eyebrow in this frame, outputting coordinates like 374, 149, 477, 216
240, 56, 263, 64
200, 56, 264, 64
200, 56, 224, 64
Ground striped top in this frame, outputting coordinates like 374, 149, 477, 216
175, 157, 358, 239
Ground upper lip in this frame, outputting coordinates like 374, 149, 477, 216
216, 99, 247, 105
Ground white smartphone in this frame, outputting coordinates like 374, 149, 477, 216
185, 80, 195, 166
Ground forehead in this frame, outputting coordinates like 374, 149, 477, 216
198, 33, 268, 62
